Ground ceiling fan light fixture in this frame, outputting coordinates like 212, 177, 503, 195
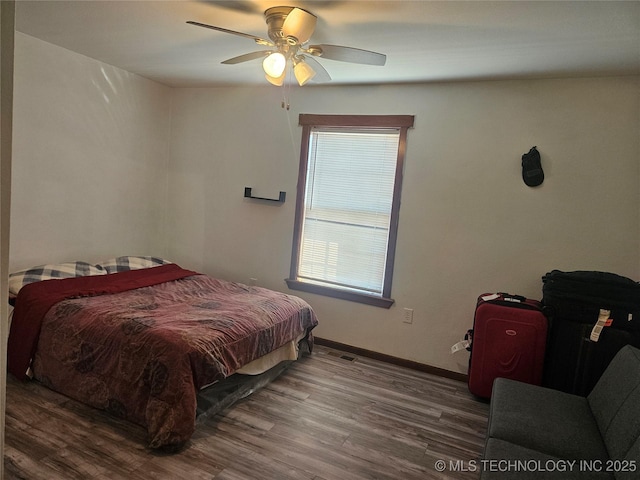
281, 7, 317, 45
262, 52, 286, 78
294, 60, 316, 86
187, 7, 386, 89
265, 71, 286, 86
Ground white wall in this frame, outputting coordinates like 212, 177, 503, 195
167, 77, 640, 374
9, 33, 172, 271
9, 34, 639, 374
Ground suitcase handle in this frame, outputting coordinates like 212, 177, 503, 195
464, 329, 473, 351
497, 292, 527, 303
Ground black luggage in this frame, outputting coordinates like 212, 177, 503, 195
542, 270, 640, 396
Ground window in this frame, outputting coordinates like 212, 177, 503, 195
286, 114, 414, 308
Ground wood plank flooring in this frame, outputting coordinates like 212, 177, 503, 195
4, 345, 489, 479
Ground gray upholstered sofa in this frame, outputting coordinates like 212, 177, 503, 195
480, 345, 640, 479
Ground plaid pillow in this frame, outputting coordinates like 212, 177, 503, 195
98, 256, 171, 274
9, 261, 107, 296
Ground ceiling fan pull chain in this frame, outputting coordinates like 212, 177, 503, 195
281, 65, 291, 110
281, 83, 287, 109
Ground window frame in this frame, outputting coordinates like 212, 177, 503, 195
286, 114, 414, 308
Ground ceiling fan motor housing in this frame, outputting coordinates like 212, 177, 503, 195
265, 6, 294, 42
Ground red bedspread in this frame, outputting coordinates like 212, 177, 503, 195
8, 265, 318, 448
8, 264, 197, 380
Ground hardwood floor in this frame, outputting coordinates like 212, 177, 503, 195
4, 345, 489, 479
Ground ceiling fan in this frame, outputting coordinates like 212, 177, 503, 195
187, 6, 386, 86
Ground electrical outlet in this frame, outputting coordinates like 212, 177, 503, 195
403, 308, 414, 324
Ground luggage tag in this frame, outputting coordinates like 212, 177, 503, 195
590, 309, 611, 342
450, 340, 470, 354
481, 293, 500, 302
451, 329, 473, 353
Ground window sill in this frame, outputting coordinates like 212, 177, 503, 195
285, 279, 394, 309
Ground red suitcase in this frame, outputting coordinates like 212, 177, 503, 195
468, 293, 548, 398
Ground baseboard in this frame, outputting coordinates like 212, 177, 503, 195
314, 337, 468, 383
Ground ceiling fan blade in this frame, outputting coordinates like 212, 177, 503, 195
186, 21, 273, 46
221, 51, 270, 65
212, 2, 262, 14
308, 44, 386, 66
302, 56, 331, 83
282, 8, 317, 44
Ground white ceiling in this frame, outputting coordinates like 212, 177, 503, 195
14, 0, 640, 88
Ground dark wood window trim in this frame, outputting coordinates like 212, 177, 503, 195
286, 114, 414, 308
285, 279, 395, 308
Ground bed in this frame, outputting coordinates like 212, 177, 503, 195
7, 257, 318, 449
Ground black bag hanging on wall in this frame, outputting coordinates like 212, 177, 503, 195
522, 146, 544, 187
542, 270, 640, 396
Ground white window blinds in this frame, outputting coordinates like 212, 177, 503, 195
298, 127, 401, 295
